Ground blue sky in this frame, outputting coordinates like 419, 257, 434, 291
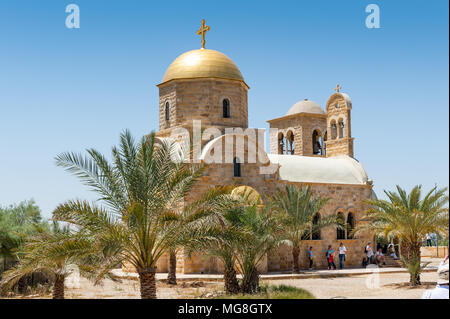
0, 0, 448, 218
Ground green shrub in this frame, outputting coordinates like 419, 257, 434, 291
216, 284, 315, 299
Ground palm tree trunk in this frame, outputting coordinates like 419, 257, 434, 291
400, 240, 409, 262
292, 246, 300, 273
167, 250, 177, 285
138, 268, 157, 299
224, 265, 240, 294
401, 241, 422, 286
17, 276, 27, 294
241, 267, 259, 294
52, 275, 65, 299
410, 242, 422, 286
393, 237, 400, 257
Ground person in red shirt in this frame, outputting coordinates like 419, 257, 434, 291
326, 245, 336, 270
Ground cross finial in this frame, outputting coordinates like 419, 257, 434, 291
196, 19, 210, 49
334, 84, 342, 93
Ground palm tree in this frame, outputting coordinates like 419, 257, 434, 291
197, 205, 246, 294
354, 185, 448, 286
234, 204, 281, 294
53, 131, 229, 298
192, 187, 276, 295
0, 222, 96, 299
270, 185, 336, 273
166, 186, 236, 286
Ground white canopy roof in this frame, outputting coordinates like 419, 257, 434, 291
268, 154, 369, 185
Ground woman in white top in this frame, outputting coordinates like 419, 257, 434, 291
338, 242, 347, 269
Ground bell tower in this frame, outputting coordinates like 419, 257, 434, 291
324, 85, 354, 158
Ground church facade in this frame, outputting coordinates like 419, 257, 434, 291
149, 21, 374, 273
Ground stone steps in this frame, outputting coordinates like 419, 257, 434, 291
382, 256, 403, 267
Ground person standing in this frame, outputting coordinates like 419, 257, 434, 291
338, 242, 347, 269
431, 233, 437, 246
326, 245, 336, 270
426, 233, 432, 247
365, 241, 374, 265
308, 247, 314, 270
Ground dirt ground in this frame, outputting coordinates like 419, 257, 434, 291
53, 271, 439, 299
64, 278, 218, 299
264, 272, 438, 299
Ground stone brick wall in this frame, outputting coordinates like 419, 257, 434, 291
266, 181, 372, 270
325, 137, 354, 158
158, 78, 249, 132
268, 113, 327, 156
421, 246, 449, 258
158, 82, 177, 131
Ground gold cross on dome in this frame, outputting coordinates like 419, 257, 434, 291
334, 84, 342, 93
196, 19, 210, 49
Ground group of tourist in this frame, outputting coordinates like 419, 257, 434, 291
307, 240, 403, 271
307, 243, 348, 271
363, 241, 384, 267
362, 241, 399, 268
305, 244, 449, 299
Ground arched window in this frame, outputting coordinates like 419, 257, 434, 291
337, 212, 345, 240
278, 133, 285, 154
338, 119, 345, 138
223, 99, 230, 118
312, 130, 322, 155
286, 131, 295, 155
312, 213, 321, 240
233, 157, 241, 177
165, 102, 170, 121
346, 213, 355, 239
330, 120, 337, 140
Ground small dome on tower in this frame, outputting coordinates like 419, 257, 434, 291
160, 49, 245, 85
286, 99, 325, 116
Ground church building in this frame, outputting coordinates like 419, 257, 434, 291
150, 20, 374, 273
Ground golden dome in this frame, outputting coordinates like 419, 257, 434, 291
231, 186, 263, 205
160, 48, 246, 85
